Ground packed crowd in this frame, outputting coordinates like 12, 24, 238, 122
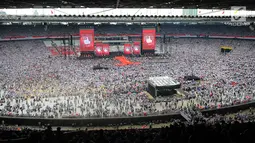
0, 38, 254, 119
1, 111, 255, 143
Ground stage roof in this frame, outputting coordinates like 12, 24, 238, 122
1, 0, 255, 10
148, 76, 180, 87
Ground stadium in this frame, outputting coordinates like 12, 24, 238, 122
0, 0, 255, 142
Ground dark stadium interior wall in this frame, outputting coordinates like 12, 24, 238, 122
0, 24, 253, 38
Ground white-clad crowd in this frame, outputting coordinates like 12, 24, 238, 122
0, 38, 254, 119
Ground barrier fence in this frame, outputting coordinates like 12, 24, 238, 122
1, 101, 255, 126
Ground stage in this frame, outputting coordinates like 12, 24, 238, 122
147, 76, 181, 97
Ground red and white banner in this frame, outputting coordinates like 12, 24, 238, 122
133, 41, 141, 55
95, 43, 103, 56
142, 28, 156, 50
103, 44, 110, 56
79, 29, 94, 52
124, 43, 132, 55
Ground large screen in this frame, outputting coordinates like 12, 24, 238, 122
79, 29, 94, 52
142, 28, 156, 50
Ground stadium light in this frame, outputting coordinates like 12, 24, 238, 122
110, 22, 117, 25
249, 22, 254, 31
94, 22, 101, 25
3, 22, 12, 25
61, 22, 68, 25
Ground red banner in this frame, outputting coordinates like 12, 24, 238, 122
79, 29, 94, 52
133, 41, 141, 55
103, 44, 110, 56
95, 43, 103, 56
142, 29, 156, 50
124, 43, 132, 55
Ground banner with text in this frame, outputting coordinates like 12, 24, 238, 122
95, 43, 103, 56
79, 29, 94, 52
103, 44, 110, 56
133, 41, 141, 55
124, 43, 132, 55
142, 28, 156, 51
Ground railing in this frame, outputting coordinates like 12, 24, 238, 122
1, 100, 255, 126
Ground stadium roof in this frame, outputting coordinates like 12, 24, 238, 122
1, 0, 255, 9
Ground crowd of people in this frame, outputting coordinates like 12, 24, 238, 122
1, 109, 255, 143
0, 38, 254, 119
